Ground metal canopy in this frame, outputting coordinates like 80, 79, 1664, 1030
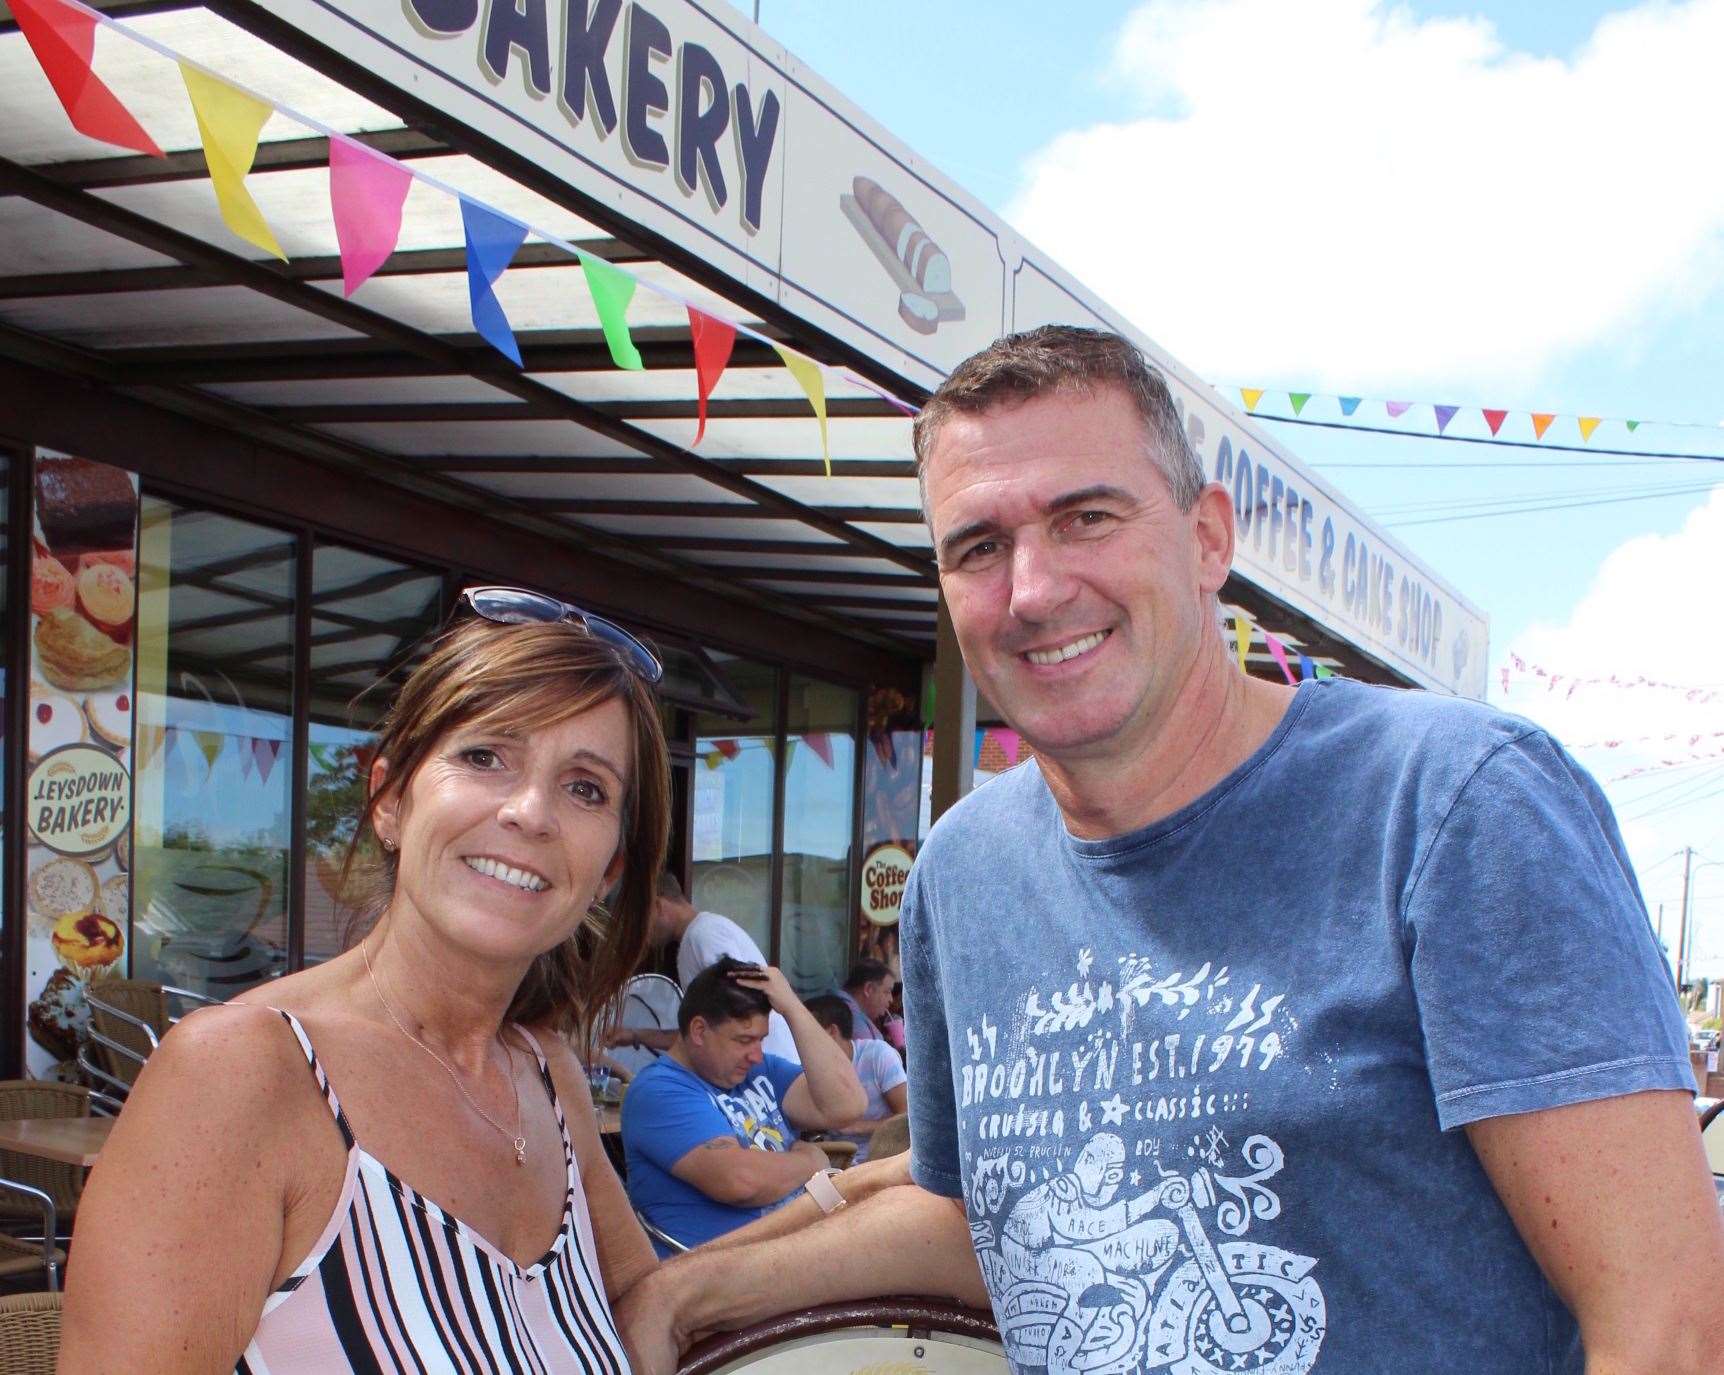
0, 1, 1467, 690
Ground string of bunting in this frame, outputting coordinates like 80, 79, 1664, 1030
1498, 653, 1723, 704
1230, 387, 1720, 447
6, 0, 871, 474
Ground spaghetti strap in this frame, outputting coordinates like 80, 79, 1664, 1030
267, 1008, 356, 1151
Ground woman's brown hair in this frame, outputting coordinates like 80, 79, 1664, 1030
340, 615, 669, 1045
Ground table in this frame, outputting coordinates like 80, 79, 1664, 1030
594, 1102, 622, 1135
0, 1116, 115, 1168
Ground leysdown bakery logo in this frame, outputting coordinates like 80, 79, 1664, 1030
28, 743, 130, 857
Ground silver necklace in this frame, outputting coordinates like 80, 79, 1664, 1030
363, 939, 527, 1166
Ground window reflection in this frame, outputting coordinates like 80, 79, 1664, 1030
303, 545, 443, 965
691, 655, 777, 958
131, 499, 294, 998
779, 676, 857, 997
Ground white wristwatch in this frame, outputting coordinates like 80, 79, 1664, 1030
804, 1166, 847, 1214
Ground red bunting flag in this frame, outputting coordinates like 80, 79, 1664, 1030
10, 0, 163, 157
801, 732, 834, 768
711, 738, 740, 760
688, 307, 736, 447
1482, 409, 1508, 436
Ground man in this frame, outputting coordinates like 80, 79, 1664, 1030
610, 872, 800, 1062
805, 993, 908, 1162
621, 958, 865, 1253
619, 327, 1724, 1373
832, 959, 894, 1044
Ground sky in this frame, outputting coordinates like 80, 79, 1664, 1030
738, 0, 1724, 978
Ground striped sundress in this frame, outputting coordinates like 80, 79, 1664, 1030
238, 1010, 632, 1374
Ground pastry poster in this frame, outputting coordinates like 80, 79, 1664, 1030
23, 452, 139, 1080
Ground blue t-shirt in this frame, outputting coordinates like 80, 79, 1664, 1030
903, 678, 1689, 1375
622, 1052, 803, 1253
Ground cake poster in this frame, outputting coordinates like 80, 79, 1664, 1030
23, 453, 139, 1080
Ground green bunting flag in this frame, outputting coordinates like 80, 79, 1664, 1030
1625, 420, 1640, 432
1288, 392, 1310, 415
579, 252, 644, 370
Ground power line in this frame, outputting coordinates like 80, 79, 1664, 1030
1383, 481, 1722, 529
1370, 476, 1717, 519
1254, 413, 1724, 463
1314, 459, 1709, 470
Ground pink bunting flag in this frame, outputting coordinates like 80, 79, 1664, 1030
328, 135, 412, 296
238, 740, 255, 781
993, 728, 1022, 766
1385, 401, 1412, 418
1264, 633, 1297, 685
802, 732, 834, 768
253, 736, 281, 786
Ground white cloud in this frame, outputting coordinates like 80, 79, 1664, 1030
1491, 486, 1724, 976
1006, 0, 1724, 394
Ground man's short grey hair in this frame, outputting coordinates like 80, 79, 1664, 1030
912, 325, 1204, 512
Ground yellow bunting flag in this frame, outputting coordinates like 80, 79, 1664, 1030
180, 63, 285, 260
1240, 388, 1264, 413
1577, 416, 1601, 443
771, 343, 830, 476
1232, 614, 1252, 673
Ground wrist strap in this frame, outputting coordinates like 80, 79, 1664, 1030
804, 1167, 847, 1214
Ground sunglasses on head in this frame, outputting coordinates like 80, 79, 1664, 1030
460, 585, 664, 684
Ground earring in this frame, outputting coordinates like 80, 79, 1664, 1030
381, 837, 397, 853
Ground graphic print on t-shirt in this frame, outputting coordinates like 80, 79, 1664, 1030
960, 947, 1325, 1374
714, 1072, 790, 1151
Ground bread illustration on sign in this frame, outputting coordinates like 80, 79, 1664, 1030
840, 176, 966, 336
28, 855, 99, 931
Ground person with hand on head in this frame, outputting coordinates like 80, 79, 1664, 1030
609, 872, 800, 1064
803, 993, 907, 1162
621, 957, 865, 1254
60, 588, 677, 1373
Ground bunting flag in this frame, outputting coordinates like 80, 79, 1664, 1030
1433, 404, 1459, 435
1625, 420, 1641, 432
328, 135, 411, 296
238, 742, 254, 781
1338, 397, 1361, 416
308, 741, 334, 771
1385, 401, 1412, 418
194, 729, 224, 771
460, 198, 529, 364
578, 252, 644, 370
10, 0, 163, 156
801, 732, 834, 768
688, 307, 736, 447
993, 728, 1022, 766
973, 728, 985, 768
710, 738, 740, 760
1232, 613, 1252, 673
1313, 663, 1335, 680
1264, 633, 1297, 685
1501, 652, 1721, 705
254, 736, 281, 785
1530, 413, 1556, 439
1240, 388, 1264, 413
181, 64, 286, 260
1288, 392, 1310, 416
772, 344, 831, 476
1577, 415, 1602, 443
1482, 408, 1508, 436
1297, 653, 1315, 681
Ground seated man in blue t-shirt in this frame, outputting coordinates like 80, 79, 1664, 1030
622, 957, 866, 1253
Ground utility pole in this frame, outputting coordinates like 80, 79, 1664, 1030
1676, 847, 1694, 995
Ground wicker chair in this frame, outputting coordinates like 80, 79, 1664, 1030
0, 1183, 62, 1293
0, 1082, 99, 1232
867, 1113, 910, 1161
0, 1292, 61, 1374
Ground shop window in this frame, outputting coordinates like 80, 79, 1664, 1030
131, 499, 295, 998
778, 676, 857, 997
691, 655, 778, 958
302, 545, 445, 965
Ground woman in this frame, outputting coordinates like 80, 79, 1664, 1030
61, 590, 671, 1373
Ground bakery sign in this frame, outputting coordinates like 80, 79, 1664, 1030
28, 743, 130, 857
860, 842, 913, 927
400, 0, 781, 234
